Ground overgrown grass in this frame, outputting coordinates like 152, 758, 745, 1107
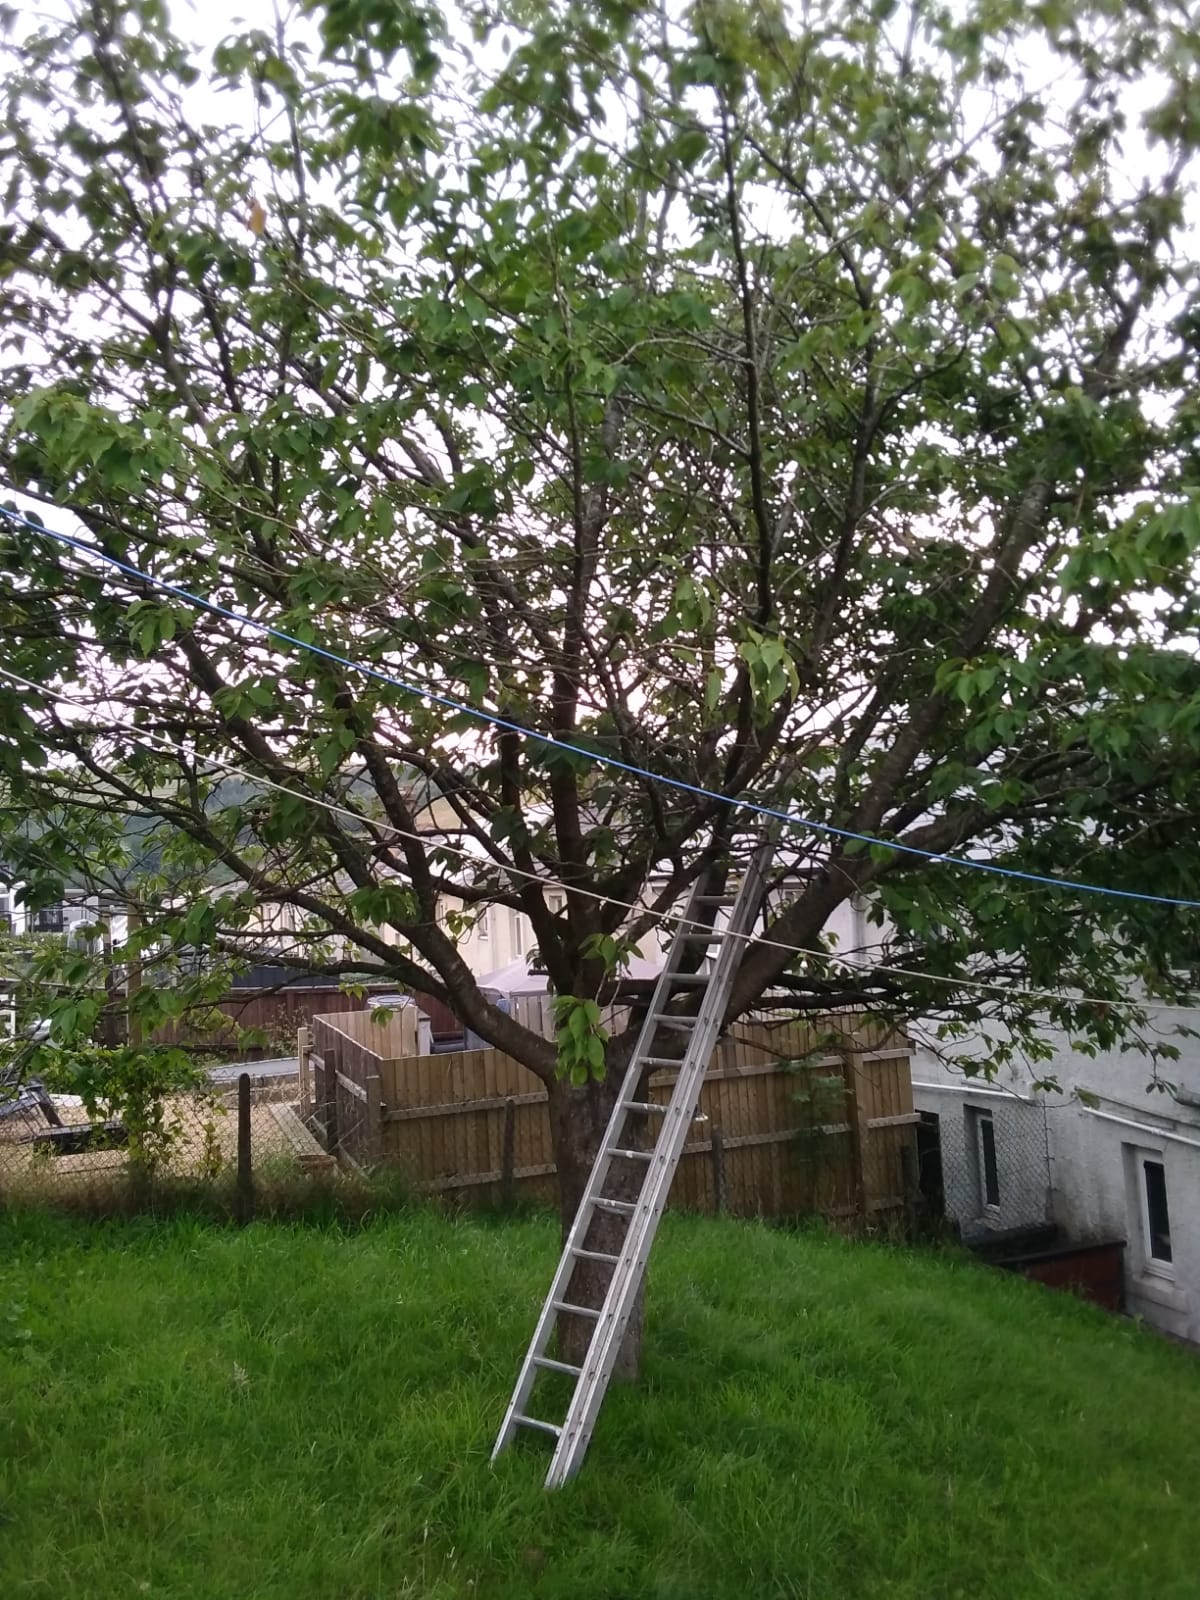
0, 1159, 421, 1224
1, 1204, 1197, 1599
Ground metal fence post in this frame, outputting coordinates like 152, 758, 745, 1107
125, 905, 143, 1047
236, 1072, 254, 1224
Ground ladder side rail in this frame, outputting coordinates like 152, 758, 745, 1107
495, 833, 778, 1473
610, 837, 774, 1121
606, 868, 722, 1098
545, 840, 777, 1483
492, 873, 716, 1460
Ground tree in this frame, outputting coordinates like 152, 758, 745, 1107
3, 0, 1200, 1365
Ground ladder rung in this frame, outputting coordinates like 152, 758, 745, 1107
593, 1197, 636, 1216
680, 930, 721, 942
514, 1413, 562, 1437
624, 1100, 668, 1114
572, 1247, 621, 1263
552, 1299, 601, 1318
609, 1147, 652, 1162
643, 1055, 684, 1067
694, 894, 734, 904
533, 1356, 583, 1376
649, 1014, 695, 1028
667, 972, 709, 984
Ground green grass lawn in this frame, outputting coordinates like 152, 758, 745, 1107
1, 1204, 1197, 1600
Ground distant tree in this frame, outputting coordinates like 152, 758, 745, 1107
2, 0, 1200, 1363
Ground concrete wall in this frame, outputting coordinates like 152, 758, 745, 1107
1036, 1040, 1200, 1344
912, 1028, 1200, 1344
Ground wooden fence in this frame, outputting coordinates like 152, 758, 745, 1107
307, 1010, 917, 1224
154, 983, 394, 1057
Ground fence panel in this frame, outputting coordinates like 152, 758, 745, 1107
308, 1007, 915, 1224
507, 994, 631, 1042
153, 984, 392, 1057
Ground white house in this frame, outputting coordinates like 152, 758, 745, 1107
0, 881, 128, 945
911, 1027, 1200, 1345
429, 872, 872, 990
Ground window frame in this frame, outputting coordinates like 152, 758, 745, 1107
1139, 1156, 1173, 1272
1123, 1143, 1175, 1281
31, 903, 64, 934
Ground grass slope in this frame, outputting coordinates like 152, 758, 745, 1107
1, 1205, 1197, 1600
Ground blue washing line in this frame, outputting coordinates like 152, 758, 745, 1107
3, 501, 1199, 911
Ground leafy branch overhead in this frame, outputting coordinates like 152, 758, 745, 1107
0, 0, 1198, 1116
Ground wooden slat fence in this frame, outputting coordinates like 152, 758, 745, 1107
153, 983, 395, 1058
507, 993, 632, 1041
310, 1005, 421, 1174
310, 1008, 917, 1224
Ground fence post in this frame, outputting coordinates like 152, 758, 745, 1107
324, 1048, 340, 1158
102, 953, 125, 1047
125, 904, 143, 1047
711, 1123, 726, 1215
500, 1096, 516, 1210
843, 1051, 868, 1222
365, 1066, 384, 1168
236, 1072, 254, 1224
297, 1025, 312, 1120
710, 1120, 729, 1216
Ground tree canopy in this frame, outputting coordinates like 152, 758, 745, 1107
2, 0, 1200, 1100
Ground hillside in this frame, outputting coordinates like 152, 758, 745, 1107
1, 1206, 1196, 1599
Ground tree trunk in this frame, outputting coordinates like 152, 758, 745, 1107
545, 1071, 647, 1379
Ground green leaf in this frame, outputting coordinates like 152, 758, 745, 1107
673, 125, 709, 168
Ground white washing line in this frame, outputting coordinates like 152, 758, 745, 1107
911, 1079, 1037, 1105
1082, 1106, 1200, 1152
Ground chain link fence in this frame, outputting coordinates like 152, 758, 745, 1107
0, 1060, 331, 1214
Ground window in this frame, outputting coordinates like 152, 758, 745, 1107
32, 904, 64, 934
477, 907, 490, 942
510, 910, 524, 956
1142, 1158, 1172, 1265
969, 1108, 1001, 1211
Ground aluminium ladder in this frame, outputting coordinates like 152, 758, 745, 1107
492, 833, 777, 1488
